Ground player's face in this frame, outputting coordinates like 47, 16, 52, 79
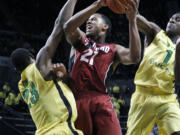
86, 14, 105, 38
166, 13, 180, 35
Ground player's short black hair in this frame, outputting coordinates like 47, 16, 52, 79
169, 12, 180, 18
175, 12, 180, 17
98, 13, 112, 38
11, 48, 33, 72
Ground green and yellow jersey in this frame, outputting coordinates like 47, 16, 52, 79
135, 30, 175, 94
18, 63, 82, 135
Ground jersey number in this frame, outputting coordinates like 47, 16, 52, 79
80, 49, 98, 65
22, 80, 39, 108
163, 50, 173, 64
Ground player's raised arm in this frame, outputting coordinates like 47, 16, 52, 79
63, 0, 106, 48
35, 0, 77, 79
175, 38, 180, 84
136, 14, 161, 37
114, 0, 141, 65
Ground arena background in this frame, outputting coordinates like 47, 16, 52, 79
0, 0, 180, 134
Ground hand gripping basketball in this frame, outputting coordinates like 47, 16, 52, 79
107, 0, 135, 14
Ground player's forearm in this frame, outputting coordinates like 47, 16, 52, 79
128, 19, 141, 63
136, 14, 150, 34
175, 42, 180, 84
46, 0, 77, 58
55, 0, 77, 29
36, 0, 77, 71
64, 1, 102, 34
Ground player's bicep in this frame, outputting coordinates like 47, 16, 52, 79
36, 27, 63, 68
148, 22, 161, 35
44, 26, 63, 54
137, 14, 161, 36
35, 46, 52, 79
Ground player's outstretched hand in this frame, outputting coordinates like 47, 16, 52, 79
53, 63, 67, 78
126, 0, 140, 21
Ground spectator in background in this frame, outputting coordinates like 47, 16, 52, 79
3, 82, 11, 92
5, 92, 15, 106
4, 92, 22, 106
0, 90, 6, 100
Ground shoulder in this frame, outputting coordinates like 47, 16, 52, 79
145, 29, 164, 47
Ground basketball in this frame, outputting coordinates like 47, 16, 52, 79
107, 0, 133, 14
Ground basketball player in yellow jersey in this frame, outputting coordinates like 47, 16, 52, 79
10, 0, 83, 135
126, 13, 180, 135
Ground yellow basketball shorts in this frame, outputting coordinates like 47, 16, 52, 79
35, 121, 83, 135
126, 90, 180, 135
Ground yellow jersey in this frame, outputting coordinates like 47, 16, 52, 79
18, 63, 80, 135
134, 30, 175, 94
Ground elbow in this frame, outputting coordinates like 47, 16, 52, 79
54, 18, 64, 29
51, 19, 64, 37
63, 22, 71, 35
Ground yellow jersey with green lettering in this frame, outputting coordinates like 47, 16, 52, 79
134, 30, 175, 94
18, 63, 80, 135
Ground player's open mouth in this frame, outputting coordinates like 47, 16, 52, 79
86, 25, 93, 31
168, 23, 175, 29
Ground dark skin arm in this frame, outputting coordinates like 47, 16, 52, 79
63, 0, 106, 48
35, 0, 77, 81
136, 14, 161, 46
114, 0, 141, 65
175, 38, 180, 84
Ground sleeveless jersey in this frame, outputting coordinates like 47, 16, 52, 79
71, 37, 115, 94
134, 30, 175, 94
18, 63, 79, 135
